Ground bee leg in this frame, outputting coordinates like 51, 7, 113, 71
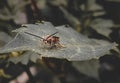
57, 43, 65, 48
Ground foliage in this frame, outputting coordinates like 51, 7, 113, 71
0, 22, 117, 63
0, 0, 120, 83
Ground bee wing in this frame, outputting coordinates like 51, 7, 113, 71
13, 21, 58, 37
0, 33, 40, 53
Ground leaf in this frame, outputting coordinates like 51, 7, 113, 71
0, 0, 29, 24
80, 0, 103, 11
80, 0, 105, 16
106, 0, 120, 2
0, 32, 12, 43
0, 31, 12, 47
72, 59, 99, 78
9, 51, 40, 65
13, 22, 57, 35
0, 21, 117, 61
59, 7, 81, 31
90, 18, 114, 37
48, 0, 68, 6
0, 33, 39, 53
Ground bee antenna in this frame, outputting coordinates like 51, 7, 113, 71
46, 31, 58, 39
24, 32, 45, 40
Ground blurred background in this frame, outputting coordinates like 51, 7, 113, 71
0, 0, 120, 83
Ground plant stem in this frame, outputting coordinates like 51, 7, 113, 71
31, 0, 41, 20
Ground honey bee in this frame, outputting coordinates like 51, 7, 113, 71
24, 31, 63, 48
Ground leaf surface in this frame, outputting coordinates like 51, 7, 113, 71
0, 21, 117, 61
